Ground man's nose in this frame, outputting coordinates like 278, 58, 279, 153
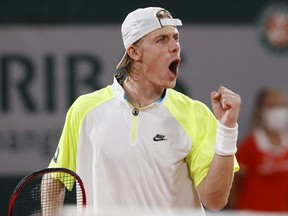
169, 40, 180, 53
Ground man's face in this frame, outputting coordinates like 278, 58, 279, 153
136, 26, 181, 89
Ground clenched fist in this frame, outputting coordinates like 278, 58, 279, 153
211, 86, 241, 128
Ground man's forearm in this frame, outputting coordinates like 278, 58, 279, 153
197, 154, 234, 211
41, 174, 65, 216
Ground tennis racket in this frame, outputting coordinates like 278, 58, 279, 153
8, 167, 86, 216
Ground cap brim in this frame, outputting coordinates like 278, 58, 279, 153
116, 51, 129, 69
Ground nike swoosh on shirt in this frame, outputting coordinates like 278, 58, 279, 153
153, 134, 167, 142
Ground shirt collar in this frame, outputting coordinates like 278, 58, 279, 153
111, 75, 126, 101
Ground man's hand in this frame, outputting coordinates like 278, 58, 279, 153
211, 86, 241, 128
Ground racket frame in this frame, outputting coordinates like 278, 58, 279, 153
8, 167, 86, 216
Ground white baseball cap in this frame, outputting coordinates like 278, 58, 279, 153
116, 7, 182, 69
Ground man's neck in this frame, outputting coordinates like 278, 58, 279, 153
122, 77, 165, 108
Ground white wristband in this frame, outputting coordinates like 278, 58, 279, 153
214, 121, 238, 156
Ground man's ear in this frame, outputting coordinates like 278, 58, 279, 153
127, 45, 142, 61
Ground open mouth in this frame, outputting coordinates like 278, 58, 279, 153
168, 59, 180, 78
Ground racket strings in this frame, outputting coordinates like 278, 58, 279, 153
11, 171, 84, 216
41, 173, 66, 215
76, 182, 84, 208
12, 176, 42, 216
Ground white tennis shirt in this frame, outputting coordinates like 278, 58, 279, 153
49, 76, 239, 214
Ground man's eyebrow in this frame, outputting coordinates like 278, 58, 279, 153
155, 32, 179, 39
155, 34, 168, 39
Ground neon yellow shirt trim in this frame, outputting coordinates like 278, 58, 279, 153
49, 86, 114, 174
164, 89, 239, 186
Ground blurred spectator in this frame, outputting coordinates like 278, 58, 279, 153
228, 87, 288, 212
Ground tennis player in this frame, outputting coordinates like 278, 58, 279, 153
47, 7, 241, 215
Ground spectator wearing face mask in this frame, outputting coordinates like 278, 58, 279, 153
228, 87, 288, 212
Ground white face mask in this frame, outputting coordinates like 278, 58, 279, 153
262, 107, 288, 132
